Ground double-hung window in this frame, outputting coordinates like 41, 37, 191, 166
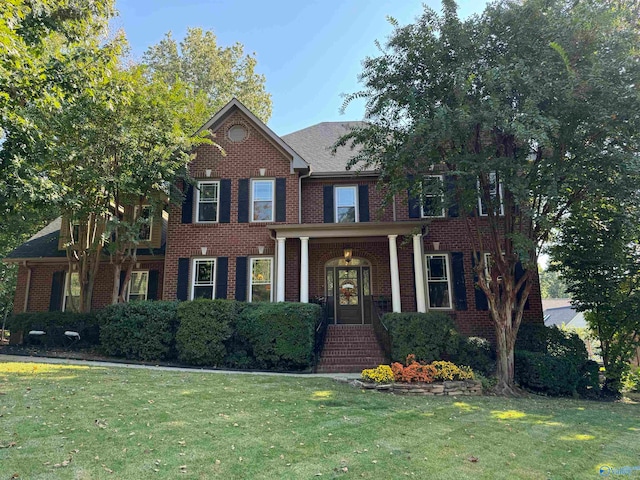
251, 179, 274, 222
335, 186, 357, 223
134, 206, 152, 241
477, 172, 504, 216
127, 271, 149, 302
197, 181, 220, 223
421, 175, 445, 218
249, 257, 273, 302
191, 258, 216, 299
425, 254, 453, 309
62, 271, 81, 312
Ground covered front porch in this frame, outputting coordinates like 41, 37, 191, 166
269, 221, 430, 325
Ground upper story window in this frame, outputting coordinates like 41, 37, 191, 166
421, 175, 445, 218
250, 257, 273, 302
191, 258, 216, 300
62, 271, 81, 312
478, 172, 504, 216
252, 179, 274, 222
197, 181, 220, 223
127, 271, 149, 302
335, 186, 358, 223
425, 254, 452, 309
134, 206, 152, 241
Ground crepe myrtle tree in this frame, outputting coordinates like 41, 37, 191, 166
336, 0, 640, 393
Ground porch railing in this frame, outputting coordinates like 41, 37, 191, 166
371, 297, 392, 361
311, 297, 330, 369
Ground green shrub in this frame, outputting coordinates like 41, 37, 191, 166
98, 301, 179, 361
452, 336, 495, 376
623, 367, 640, 393
578, 360, 602, 398
8, 311, 99, 347
514, 350, 580, 396
176, 299, 240, 366
237, 302, 320, 370
517, 324, 588, 365
383, 312, 458, 364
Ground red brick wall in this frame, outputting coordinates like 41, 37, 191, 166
163, 109, 298, 300
13, 260, 164, 313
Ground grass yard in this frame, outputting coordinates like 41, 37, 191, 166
0, 361, 638, 479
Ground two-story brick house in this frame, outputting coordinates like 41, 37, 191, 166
5, 98, 543, 371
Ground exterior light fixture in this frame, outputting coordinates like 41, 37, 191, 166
343, 248, 353, 264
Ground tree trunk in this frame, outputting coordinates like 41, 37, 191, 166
494, 320, 516, 395
112, 263, 122, 305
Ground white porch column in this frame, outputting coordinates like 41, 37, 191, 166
300, 236, 309, 303
413, 234, 427, 313
388, 234, 402, 313
276, 237, 286, 302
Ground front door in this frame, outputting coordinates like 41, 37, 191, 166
336, 267, 362, 324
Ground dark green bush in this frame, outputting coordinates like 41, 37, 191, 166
237, 302, 320, 370
176, 299, 240, 366
578, 360, 602, 398
383, 312, 458, 363
8, 311, 99, 347
452, 336, 496, 376
515, 350, 580, 396
98, 301, 179, 361
517, 324, 588, 365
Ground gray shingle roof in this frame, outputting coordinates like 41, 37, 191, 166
5, 217, 166, 260
543, 305, 586, 328
282, 121, 371, 174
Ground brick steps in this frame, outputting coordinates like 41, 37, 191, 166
316, 324, 386, 373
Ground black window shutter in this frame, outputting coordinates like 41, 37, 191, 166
219, 179, 231, 223
445, 175, 458, 218
119, 270, 127, 299
181, 183, 193, 224
235, 257, 248, 301
358, 185, 370, 222
148, 270, 159, 300
215, 257, 228, 299
515, 261, 530, 310
451, 252, 468, 311
238, 179, 249, 223
275, 178, 286, 222
407, 175, 420, 218
176, 258, 190, 301
471, 255, 489, 311
49, 271, 65, 312
323, 186, 334, 223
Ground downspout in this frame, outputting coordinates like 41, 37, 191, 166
298, 167, 312, 224
392, 194, 397, 221
23, 261, 32, 313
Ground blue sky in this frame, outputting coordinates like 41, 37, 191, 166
113, 1, 489, 135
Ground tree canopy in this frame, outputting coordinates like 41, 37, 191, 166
338, 0, 640, 392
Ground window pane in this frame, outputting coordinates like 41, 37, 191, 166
428, 283, 451, 308
251, 259, 271, 283
253, 181, 273, 201
427, 256, 447, 280
130, 272, 148, 298
253, 201, 273, 221
70, 272, 81, 296
200, 183, 218, 201
336, 187, 356, 206
198, 202, 218, 222
196, 261, 214, 284
336, 206, 355, 223
193, 286, 214, 299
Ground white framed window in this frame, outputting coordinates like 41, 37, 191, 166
249, 257, 273, 302
421, 175, 445, 218
478, 172, 504, 216
62, 271, 81, 312
425, 254, 453, 309
191, 258, 216, 300
134, 205, 152, 241
127, 270, 149, 302
251, 179, 274, 222
196, 181, 220, 223
483, 252, 494, 283
335, 186, 358, 223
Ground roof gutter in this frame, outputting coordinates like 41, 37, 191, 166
309, 170, 379, 178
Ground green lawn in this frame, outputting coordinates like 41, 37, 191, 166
1, 362, 638, 479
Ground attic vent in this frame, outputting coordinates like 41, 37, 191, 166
228, 124, 248, 143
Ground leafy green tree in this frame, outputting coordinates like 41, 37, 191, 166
538, 266, 567, 299
143, 27, 272, 124
337, 0, 640, 393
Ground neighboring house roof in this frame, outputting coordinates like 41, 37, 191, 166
541, 298, 572, 311
196, 98, 309, 172
4, 217, 167, 261
544, 305, 587, 329
282, 121, 371, 175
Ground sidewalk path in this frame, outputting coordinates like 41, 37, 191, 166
0, 354, 359, 381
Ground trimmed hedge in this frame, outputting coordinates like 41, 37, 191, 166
383, 312, 458, 364
452, 336, 495, 376
237, 302, 321, 370
98, 301, 179, 361
8, 311, 99, 347
514, 350, 580, 396
176, 299, 240, 366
